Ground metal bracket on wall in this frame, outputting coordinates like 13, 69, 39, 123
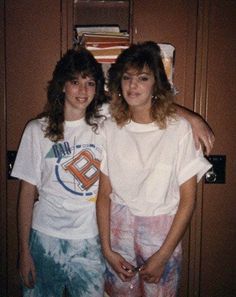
205, 155, 226, 184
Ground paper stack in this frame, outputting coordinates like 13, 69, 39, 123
75, 25, 130, 64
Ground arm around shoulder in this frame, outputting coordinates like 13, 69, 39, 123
174, 103, 215, 155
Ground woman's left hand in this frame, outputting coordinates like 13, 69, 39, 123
139, 253, 166, 284
190, 115, 215, 156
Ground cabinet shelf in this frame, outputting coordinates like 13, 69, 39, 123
73, 0, 131, 33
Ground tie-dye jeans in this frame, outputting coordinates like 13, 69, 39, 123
105, 202, 182, 297
23, 229, 105, 297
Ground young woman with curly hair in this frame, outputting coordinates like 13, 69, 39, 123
96, 41, 212, 297
11, 47, 108, 297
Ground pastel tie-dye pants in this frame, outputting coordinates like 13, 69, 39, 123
105, 202, 182, 297
23, 229, 105, 297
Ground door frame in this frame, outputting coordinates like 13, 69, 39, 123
0, 0, 7, 295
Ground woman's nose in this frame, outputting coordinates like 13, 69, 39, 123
78, 83, 87, 93
129, 77, 138, 88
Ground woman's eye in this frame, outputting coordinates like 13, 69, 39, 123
139, 76, 149, 82
122, 75, 130, 81
71, 80, 79, 85
88, 81, 96, 87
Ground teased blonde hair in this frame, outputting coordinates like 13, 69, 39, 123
108, 41, 176, 128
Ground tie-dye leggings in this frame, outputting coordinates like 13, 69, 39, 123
23, 229, 105, 297
105, 202, 182, 297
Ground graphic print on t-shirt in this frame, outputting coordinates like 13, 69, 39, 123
46, 142, 102, 199
61, 150, 100, 191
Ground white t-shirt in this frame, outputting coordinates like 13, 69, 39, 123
12, 117, 105, 239
101, 117, 212, 217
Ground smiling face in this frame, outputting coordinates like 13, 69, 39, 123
63, 73, 96, 121
121, 65, 155, 112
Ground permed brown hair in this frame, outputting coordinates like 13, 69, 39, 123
108, 41, 176, 128
38, 47, 108, 142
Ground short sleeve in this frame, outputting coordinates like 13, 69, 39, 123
11, 121, 42, 186
176, 125, 212, 185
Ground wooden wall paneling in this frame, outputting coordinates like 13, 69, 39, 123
196, 1, 236, 296
6, 1, 62, 149
61, 0, 74, 54
0, 1, 7, 296
132, 0, 198, 109
5, 1, 63, 295
188, 1, 211, 296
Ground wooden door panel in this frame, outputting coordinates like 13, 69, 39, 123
132, 0, 198, 109
5, 1, 62, 295
200, 1, 236, 296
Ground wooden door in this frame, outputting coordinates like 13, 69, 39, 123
1, 1, 72, 295
195, 1, 236, 296
0, 0, 7, 294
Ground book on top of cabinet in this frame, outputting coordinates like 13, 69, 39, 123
80, 33, 130, 47
75, 25, 121, 37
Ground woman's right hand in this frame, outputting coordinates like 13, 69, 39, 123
19, 249, 36, 288
105, 250, 135, 282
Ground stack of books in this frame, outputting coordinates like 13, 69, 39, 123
75, 25, 121, 40
80, 33, 130, 63
75, 25, 130, 64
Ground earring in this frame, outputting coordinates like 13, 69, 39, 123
152, 95, 158, 100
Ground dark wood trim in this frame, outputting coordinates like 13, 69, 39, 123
61, 0, 74, 54
129, 0, 134, 43
0, 0, 7, 296
194, 0, 210, 118
189, 1, 211, 296
180, 2, 199, 296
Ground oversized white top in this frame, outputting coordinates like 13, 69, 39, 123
101, 117, 211, 216
12, 118, 105, 239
